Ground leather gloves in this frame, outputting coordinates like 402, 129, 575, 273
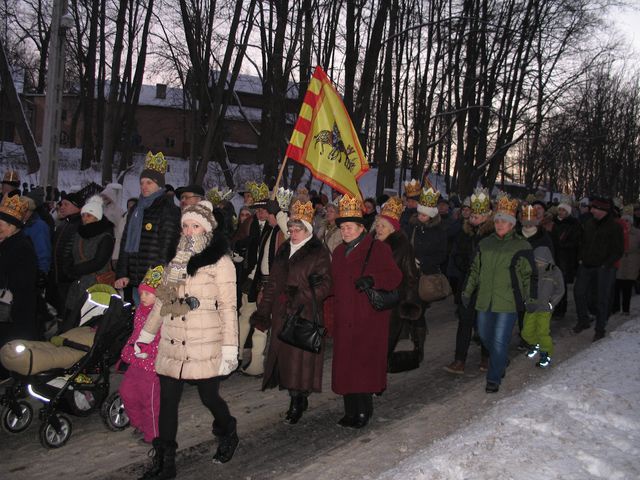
265, 199, 280, 215
218, 345, 239, 376
354, 275, 374, 292
134, 329, 156, 359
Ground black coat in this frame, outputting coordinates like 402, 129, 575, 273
579, 213, 624, 268
116, 193, 181, 285
411, 215, 448, 274
552, 215, 580, 283
0, 232, 38, 342
51, 213, 81, 284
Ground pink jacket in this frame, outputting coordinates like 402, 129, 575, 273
120, 303, 160, 373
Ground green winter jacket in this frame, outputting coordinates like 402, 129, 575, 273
463, 230, 534, 313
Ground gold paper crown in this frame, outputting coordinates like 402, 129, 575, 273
206, 187, 234, 207
2, 170, 19, 183
404, 179, 422, 198
276, 187, 294, 211
0, 194, 29, 223
338, 194, 363, 219
380, 196, 403, 221
144, 151, 167, 174
470, 187, 491, 215
246, 181, 269, 202
141, 265, 164, 289
419, 187, 440, 208
290, 200, 315, 224
496, 194, 519, 218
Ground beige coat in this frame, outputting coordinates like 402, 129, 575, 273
143, 233, 238, 380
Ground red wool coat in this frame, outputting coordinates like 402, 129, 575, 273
331, 234, 402, 395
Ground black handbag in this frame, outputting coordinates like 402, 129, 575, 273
387, 350, 420, 373
360, 240, 400, 311
277, 283, 326, 353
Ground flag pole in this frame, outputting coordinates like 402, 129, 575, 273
271, 155, 289, 200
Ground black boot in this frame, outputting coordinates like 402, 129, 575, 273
138, 438, 177, 480
284, 394, 308, 425
350, 394, 371, 429
338, 394, 357, 427
212, 417, 239, 464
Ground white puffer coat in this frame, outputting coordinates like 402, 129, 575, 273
143, 231, 238, 380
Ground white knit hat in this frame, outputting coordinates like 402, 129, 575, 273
558, 203, 572, 215
181, 200, 217, 232
81, 195, 104, 220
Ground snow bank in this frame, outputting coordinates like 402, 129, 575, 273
380, 319, 640, 480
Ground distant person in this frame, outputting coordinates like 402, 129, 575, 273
175, 185, 205, 209
573, 196, 624, 340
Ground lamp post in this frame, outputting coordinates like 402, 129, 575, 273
40, 0, 71, 190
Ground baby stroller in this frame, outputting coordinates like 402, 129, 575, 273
0, 292, 133, 448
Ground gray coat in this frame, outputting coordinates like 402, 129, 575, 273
529, 246, 565, 313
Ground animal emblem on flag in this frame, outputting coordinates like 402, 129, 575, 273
312, 122, 357, 169
286, 66, 368, 202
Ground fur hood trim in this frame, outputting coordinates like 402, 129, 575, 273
78, 217, 114, 239
186, 230, 230, 276
462, 214, 495, 236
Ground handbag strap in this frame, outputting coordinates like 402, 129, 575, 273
360, 238, 376, 277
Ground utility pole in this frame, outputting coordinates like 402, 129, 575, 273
40, 0, 71, 189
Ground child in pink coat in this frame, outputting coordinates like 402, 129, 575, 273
119, 266, 163, 443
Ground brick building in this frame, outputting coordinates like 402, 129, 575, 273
0, 73, 298, 164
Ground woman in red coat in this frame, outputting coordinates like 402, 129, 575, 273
331, 194, 402, 428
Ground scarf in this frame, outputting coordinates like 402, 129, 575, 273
156, 232, 212, 317
124, 189, 165, 253
289, 234, 313, 258
344, 231, 366, 257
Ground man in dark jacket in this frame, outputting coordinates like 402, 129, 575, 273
115, 152, 181, 300
49, 192, 83, 315
551, 202, 580, 317
400, 179, 421, 237
573, 196, 624, 340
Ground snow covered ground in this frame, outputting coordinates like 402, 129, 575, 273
380, 318, 640, 480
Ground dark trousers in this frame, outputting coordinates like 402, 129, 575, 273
555, 277, 569, 316
613, 279, 634, 314
158, 375, 233, 443
574, 265, 617, 334
454, 304, 489, 362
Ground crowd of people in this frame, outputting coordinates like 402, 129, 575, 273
1, 155, 640, 479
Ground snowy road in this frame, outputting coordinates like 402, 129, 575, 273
1, 296, 638, 479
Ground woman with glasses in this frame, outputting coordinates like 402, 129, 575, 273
250, 200, 332, 425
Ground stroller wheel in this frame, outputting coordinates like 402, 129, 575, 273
1, 401, 34, 433
39, 414, 72, 449
101, 392, 129, 431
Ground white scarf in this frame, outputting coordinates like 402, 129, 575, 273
289, 234, 313, 258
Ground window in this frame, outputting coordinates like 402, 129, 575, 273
156, 84, 167, 99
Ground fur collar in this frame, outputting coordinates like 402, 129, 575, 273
78, 217, 114, 239
385, 230, 408, 250
462, 215, 495, 236
275, 235, 324, 263
186, 230, 230, 276
419, 213, 441, 228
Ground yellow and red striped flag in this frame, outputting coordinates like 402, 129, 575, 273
285, 66, 369, 202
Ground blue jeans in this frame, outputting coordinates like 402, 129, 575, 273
476, 311, 517, 384
574, 265, 617, 334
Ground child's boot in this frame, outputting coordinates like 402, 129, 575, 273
526, 343, 540, 358
536, 352, 551, 368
